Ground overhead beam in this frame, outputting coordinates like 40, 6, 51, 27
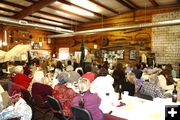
148, 0, 159, 7
12, 0, 57, 19
48, 5, 94, 21
116, 0, 135, 10
57, 0, 106, 18
89, 0, 119, 14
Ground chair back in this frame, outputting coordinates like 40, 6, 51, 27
47, 95, 63, 112
47, 95, 67, 120
71, 106, 93, 120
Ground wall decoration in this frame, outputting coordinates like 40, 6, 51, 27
129, 50, 136, 60
116, 50, 124, 60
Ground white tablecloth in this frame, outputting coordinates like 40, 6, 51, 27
100, 94, 180, 120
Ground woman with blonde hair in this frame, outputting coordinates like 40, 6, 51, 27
72, 78, 103, 120
122, 72, 136, 96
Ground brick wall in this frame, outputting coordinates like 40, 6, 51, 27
152, 10, 180, 77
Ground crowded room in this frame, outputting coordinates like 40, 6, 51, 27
0, 0, 180, 120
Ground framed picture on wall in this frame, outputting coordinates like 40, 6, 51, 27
129, 50, 136, 60
116, 49, 124, 60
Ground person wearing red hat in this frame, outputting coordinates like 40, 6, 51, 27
82, 72, 95, 83
0, 89, 32, 120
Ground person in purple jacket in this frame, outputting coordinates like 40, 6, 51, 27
71, 78, 103, 120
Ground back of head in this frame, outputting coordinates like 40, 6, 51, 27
136, 63, 141, 70
33, 71, 44, 83
68, 71, 81, 83
56, 72, 69, 84
84, 64, 92, 73
149, 74, 159, 85
56, 61, 63, 70
98, 67, 108, 76
14, 65, 24, 73
67, 60, 72, 65
78, 78, 90, 93
115, 62, 123, 71
165, 64, 173, 71
126, 72, 136, 84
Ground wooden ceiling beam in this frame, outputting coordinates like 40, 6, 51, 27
57, 0, 106, 18
12, 0, 57, 19
88, 0, 119, 14
116, 0, 135, 10
48, 5, 94, 21
148, 0, 159, 7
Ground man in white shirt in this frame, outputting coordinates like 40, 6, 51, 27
0, 90, 32, 120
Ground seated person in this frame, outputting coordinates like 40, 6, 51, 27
122, 72, 136, 96
31, 82, 53, 101
139, 74, 169, 98
158, 69, 174, 91
28, 70, 52, 93
72, 78, 103, 120
0, 89, 32, 120
11, 66, 32, 89
90, 67, 115, 99
53, 72, 77, 117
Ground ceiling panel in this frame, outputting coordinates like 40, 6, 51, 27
0, 10, 15, 16
67, 0, 117, 16
4, 0, 32, 7
156, 0, 177, 5
131, 0, 153, 8
0, 3, 22, 12
40, 7, 91, 22
32, 13, 79, 25
51, 1, 100, 19
95, 0, 130, 15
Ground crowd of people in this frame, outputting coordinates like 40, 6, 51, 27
0, 58, 179, 120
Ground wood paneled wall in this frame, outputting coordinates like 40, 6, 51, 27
1, 26, 54, 53
54, 5, 180, 64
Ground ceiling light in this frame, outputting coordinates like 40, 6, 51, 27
62, 5, 94, 17
69, 0, 101, 12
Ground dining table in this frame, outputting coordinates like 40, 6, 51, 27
100, 93, 180, 120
